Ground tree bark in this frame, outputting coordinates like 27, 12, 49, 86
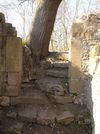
29, 0, 62, 65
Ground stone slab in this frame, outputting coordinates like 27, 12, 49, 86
56, 111, 74, 125
6, 37, 22, 72
72, 22, 84, 39
69, 38, 82, 79
2, 85, 20, 97
0, 96, 10, 106
46, 69, 68, 78
54, 95, 73, 104
8, 72, 22, 86
18, 105, 38, 122
69, 79, 84, 94
37, 107, 56, 125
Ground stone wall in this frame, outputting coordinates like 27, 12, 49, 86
69, 13, 100, 134
0, 13, 22, 106
69, 13, 100, 104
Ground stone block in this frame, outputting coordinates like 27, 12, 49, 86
6, 111, 17, 119
72, 22, 84, 39
0, 96, 10, 106
46, 69, 68, 78
6, 37, 22, 72
69, 79, 84, 94
8, 72, 22, 86
0, 13, 5, 23
69, 38, 82, 79
0, 72, 7, 82
6, 23, 17, 36
0, 33, 2, 48
70, 65, 81, 79
18, 105, 37, 122
37, 108, 56, 125
54, 95, 73, 104
2, 85, 20, 97
0, 85, 1, 95
0, 72, 7, 96
56, 111, 74, 125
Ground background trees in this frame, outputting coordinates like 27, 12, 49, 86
0, 0, 99, 57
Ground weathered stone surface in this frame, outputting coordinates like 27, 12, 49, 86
2, 85, 20, 96
56, 111, 74, 125
1, 118, 23, 134
37, 107, 56, 125
18, 105, 38, 122
46, 69, 68, 78
0, 72, 7, 95
72, 22, 84, 39
10, 88, 49, 105
69, 38, 82, 78
6, 111, 17, 119
69, 79, 84, 94
0, 96, 10, 106
36, 77, 67, 95
0, 13, 5, 23
52, 61, 69, 68
54, 95, 73, 104
41, 60, 69, 69
0, 109, 4, 120
6, 23, 17, 36
6, 37, 22, 72
47, 52, 69, 61
8, 72, 21, 86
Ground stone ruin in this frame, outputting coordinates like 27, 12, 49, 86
0, 13, 22, 106
69, 13, 100, 134
0, 11, 99, 134
69, 13, 100, 103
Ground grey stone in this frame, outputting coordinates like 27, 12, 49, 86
0, 96, 10, 106
46, 69, 68, 78
18, 105, 38, 122
56, 111, 74, 125
37, 107, 56, 125
6, 111, 17, 119
54, 96, 73, 104
36, 77, 66, 95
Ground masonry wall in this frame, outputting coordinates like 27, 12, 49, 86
0, 13, 22, 106
69, 13, 100, 133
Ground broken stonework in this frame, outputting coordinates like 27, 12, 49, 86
69, 13, 100, 105
69, 13, 100, 134
0, 12, 22, 99
56, 111, 74, 125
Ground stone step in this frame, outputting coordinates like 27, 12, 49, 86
54, 95, 73, 104
10, 88, 49, 105
35, 77, 68, 95
45, 69, 68, 78
5, 102, 91, 127
37, 106, 56, 125
41, 60, 69, 69
47, 52, 69, 61
52, 61, 69, 68
7, 104, 75, 126
56, 111, 74, 125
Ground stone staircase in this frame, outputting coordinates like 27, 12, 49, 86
0, 82, 91, 134
0, 52, 91, 134
36, 52, 71, 104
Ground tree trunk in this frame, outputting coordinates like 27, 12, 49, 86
29, 0, 62, 65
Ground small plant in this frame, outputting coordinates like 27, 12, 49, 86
46, 90, 54, 98
22, 39, 29, 46
62, 78, 68, 88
